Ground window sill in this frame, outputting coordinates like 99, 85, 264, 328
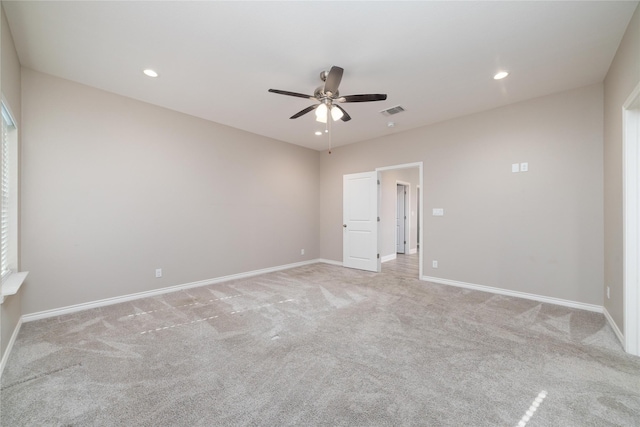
1, 271, 28, 304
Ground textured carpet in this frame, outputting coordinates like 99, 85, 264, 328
2, 255, 639, 426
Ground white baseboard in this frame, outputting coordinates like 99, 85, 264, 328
422, 276, 603, 313
603, 307, 625, 346
22, 259, 322, 322
409, 248, 417, 255
318, 258, 343, 267
381, 254, 397, 263
0, 317, 22, 379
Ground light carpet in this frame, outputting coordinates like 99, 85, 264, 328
2, 255, 639, 426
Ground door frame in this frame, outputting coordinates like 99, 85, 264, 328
376, 162, 423, 279
416, 185, 421, 250
623, 82, 640, 356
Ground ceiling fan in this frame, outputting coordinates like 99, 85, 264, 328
268, 66, 387, 123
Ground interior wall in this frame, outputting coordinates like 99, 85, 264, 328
380, 168, 419, 259
1, 4, 23, 362
20, 69, 320, 315
603, 4, 640, 333
320, 84, 604, 306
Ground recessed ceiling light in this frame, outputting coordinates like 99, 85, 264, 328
494, 71, 509, 80
143, 69, 159, 78
315, 131, 322, 136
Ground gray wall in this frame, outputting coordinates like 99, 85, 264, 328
1, 4, 23, 361
320, 84, 604, 306
603, 5, 640, 333
20, 69, 320, 315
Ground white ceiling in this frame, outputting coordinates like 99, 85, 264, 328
3, 1, 638, 151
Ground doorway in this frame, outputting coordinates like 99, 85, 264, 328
342, 162, 423, 279
377, 163, 423, 279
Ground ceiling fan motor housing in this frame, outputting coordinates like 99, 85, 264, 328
314, 86, 338, 101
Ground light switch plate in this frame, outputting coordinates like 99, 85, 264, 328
520, 162, 529, 172
512, 163, 520, 173
432, 208, 444, 216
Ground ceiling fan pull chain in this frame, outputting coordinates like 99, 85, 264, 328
328, 116, 332, 155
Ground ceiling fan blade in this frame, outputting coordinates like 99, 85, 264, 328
333, 105, 351, 122
338, 94, 387, 103
268, 89, 315, 100
290, 104, 318, 119
323, 66, 344, 96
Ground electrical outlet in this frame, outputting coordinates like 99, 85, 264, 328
155, 268, 162, 278
607, 286, 610, 299
301, 249, 305, 255
432, 260, 438, 268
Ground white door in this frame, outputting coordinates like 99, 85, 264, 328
396, 185, 406, 254
343, 171, 380, 272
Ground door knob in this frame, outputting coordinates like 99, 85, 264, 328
343, 224, 347, 228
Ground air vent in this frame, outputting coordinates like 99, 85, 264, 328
380, 105, 405, 116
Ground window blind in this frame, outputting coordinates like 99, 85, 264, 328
1, 105, 13, 282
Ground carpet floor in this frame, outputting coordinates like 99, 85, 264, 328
1, 254, 639, 426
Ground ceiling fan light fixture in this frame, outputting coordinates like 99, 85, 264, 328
315, 103, 328, 123
331, 106, 344, 121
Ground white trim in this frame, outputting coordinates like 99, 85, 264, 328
409, 248, 417, 255
22, 259, 320, 322
381, 253, 397, 263
422, 276, 603, 313
1, 271, 28, 304
604, 307, 625, 346
318, 258, 343, 267
376, 162, 423, 172
623, 82, 640, 356
0, 316, 22, 379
